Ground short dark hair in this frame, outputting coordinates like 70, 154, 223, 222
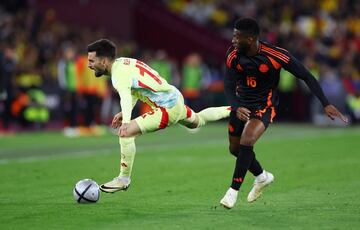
87, 38, 116, 60
234, 18, 260, 37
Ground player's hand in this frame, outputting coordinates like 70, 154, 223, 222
111, 112, 123, 129
236, 107, 251, 121
119, 123, 130, 137
324, 105, 348, 123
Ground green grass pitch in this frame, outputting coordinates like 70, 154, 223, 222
1, 123, 359, 229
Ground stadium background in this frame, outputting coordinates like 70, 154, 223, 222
1, 0, 359, 134
0, 1, 359, 230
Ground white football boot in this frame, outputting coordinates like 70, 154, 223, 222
247, 170, 274, 203
220, 187, 238, 209
100, 176, 131, 193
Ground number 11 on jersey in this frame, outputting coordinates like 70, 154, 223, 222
135, 60, 162, 84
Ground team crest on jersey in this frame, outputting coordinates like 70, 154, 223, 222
236, 64, 243, 71
123, 59, 130, 65
259, 64, 269, 73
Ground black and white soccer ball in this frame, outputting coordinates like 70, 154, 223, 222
73, 179, 100, 203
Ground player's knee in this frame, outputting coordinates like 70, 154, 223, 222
229, 146, 239, 157
120, 132, 133, 138
119, 121, 142, 137
229, 145, 238, 157
181, 114, 201, 129
240, 136, 257, 146
185, 122, 198, 129
187, 114, 201, 129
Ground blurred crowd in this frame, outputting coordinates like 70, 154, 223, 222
163, 0, 360, 125
0, 1, 359, 135
0, 4, 224, 135
0, 6, 127, 135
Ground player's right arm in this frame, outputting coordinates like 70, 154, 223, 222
225, 68, 250, 118
225, 47, 247, 120
224, 47, 241, 111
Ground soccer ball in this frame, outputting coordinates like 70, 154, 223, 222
73, 179, 100, 203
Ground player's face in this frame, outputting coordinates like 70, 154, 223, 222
232, 29, 254, 54
87, 52, 106, 77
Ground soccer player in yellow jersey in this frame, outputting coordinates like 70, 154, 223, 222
87, 39, 230, 193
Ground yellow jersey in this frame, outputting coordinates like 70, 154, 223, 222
111, 57, 180, 123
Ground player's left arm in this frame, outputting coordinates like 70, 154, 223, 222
224, 68, 241, 111
283, 53, 348, 123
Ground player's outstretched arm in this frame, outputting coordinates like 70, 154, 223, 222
283, 54, 348, 124
324, 105, 348, 123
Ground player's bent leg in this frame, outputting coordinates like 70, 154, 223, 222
178, 105, 198, 129
179, 106, 231, 129
196, 106, 231, 127
178, 114, 199, 129
220, 119, 266, 209
135, 107, 172, 134
101, 102, 185, 194
240, 119, 274, 202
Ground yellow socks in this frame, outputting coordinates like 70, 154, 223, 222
197, 106, 231, 127
118, 137, 136, 178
